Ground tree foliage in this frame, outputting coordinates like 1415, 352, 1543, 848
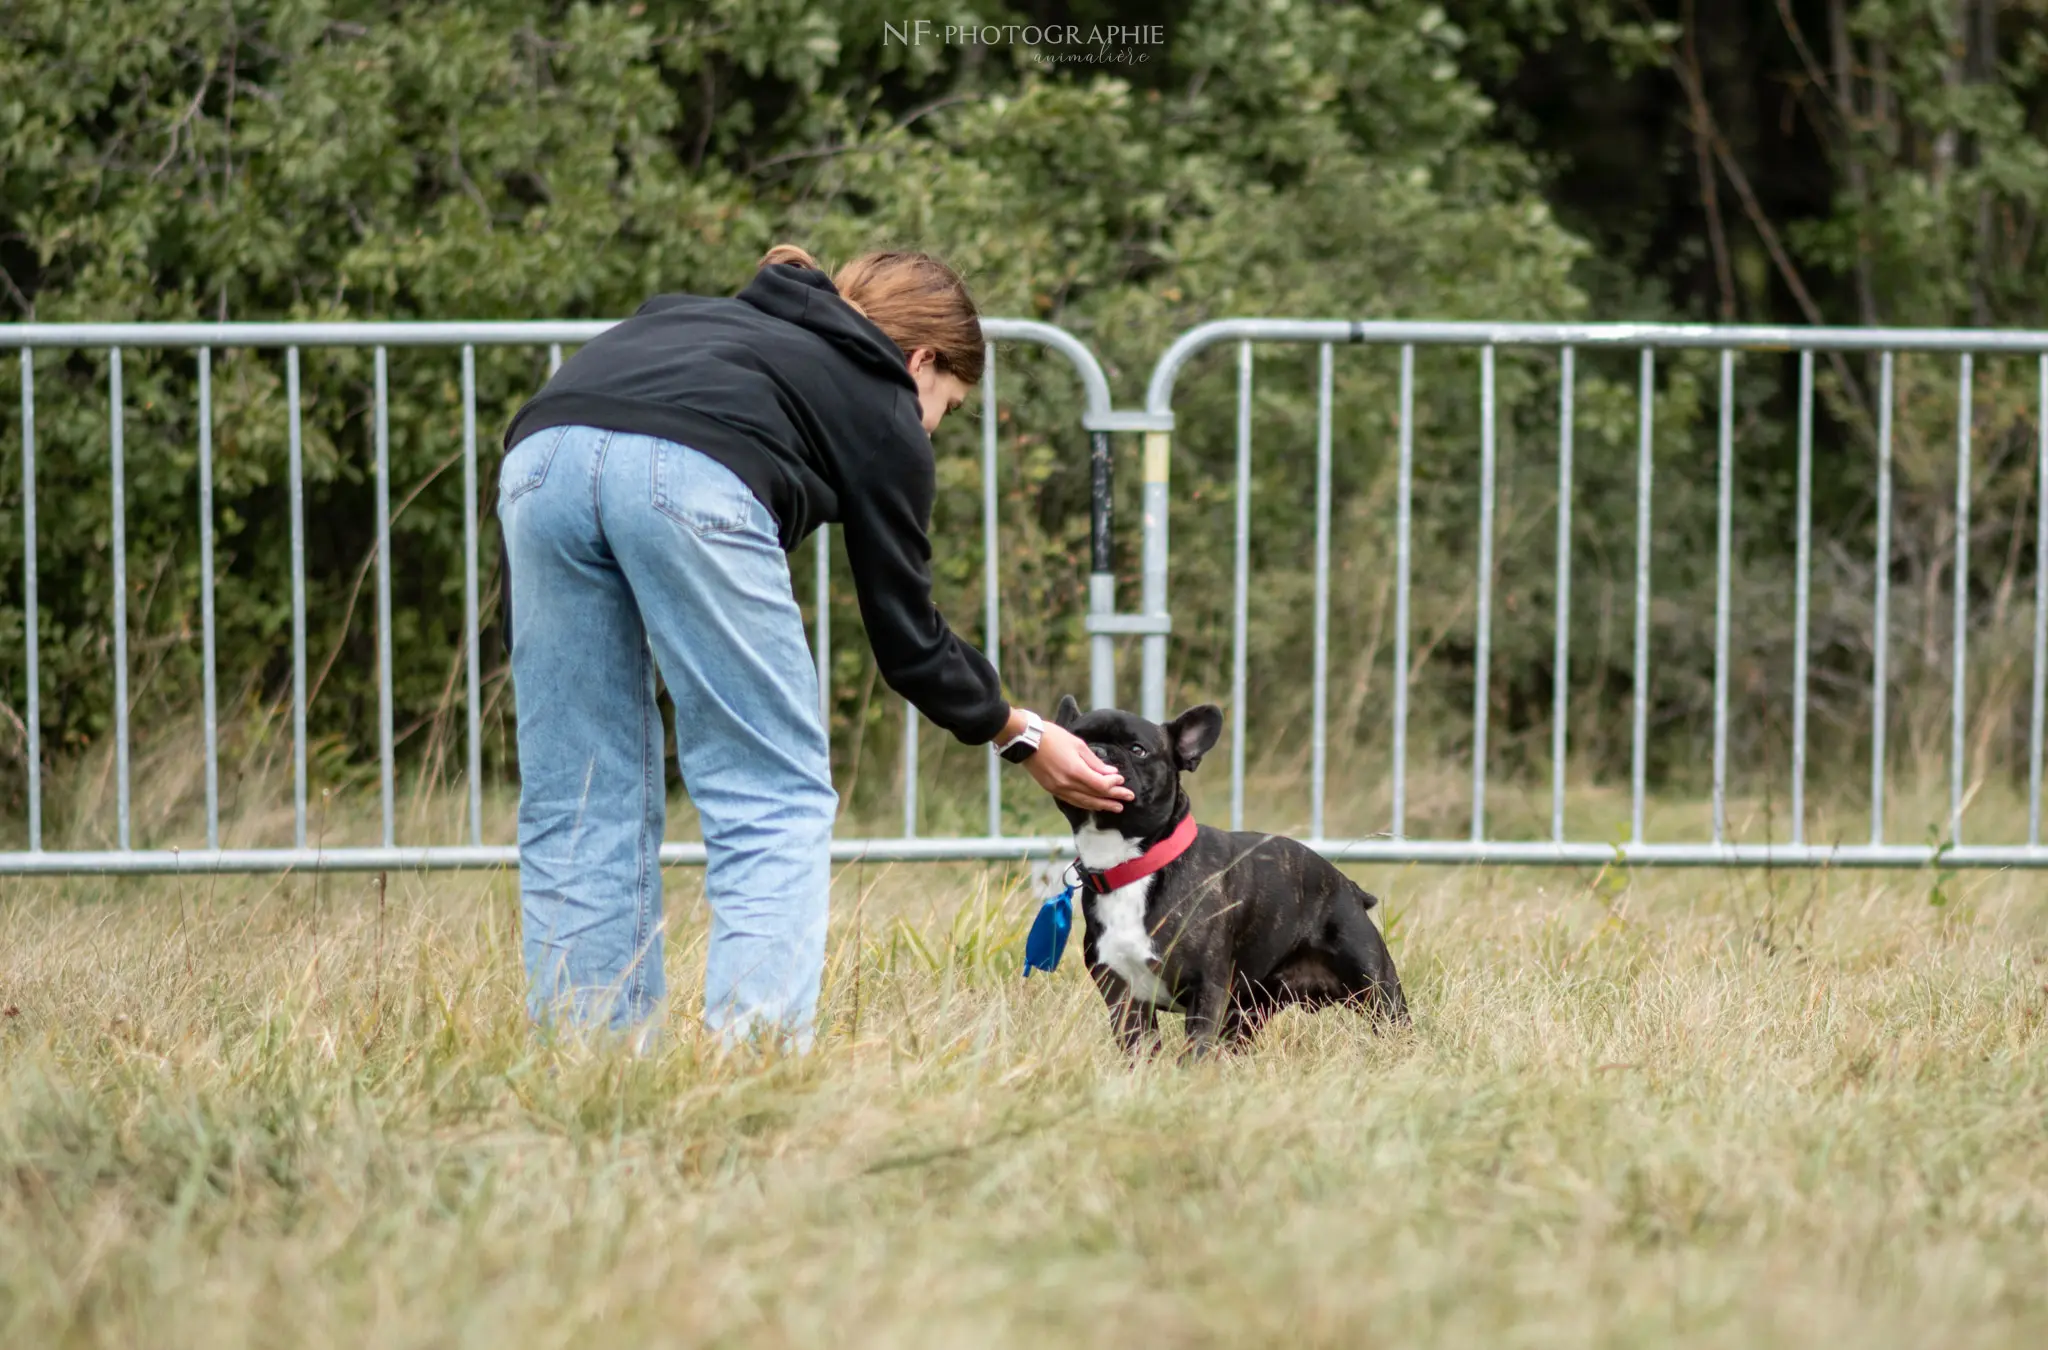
3, 1, 2046, 842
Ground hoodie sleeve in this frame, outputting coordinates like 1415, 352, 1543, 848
837, 406, 1012, 745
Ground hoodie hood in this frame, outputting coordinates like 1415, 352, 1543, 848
737, 263, 917, 392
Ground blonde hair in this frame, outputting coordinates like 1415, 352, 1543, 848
759, 244, 985, 384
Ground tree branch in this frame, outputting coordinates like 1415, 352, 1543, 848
751, 92, 982, 175
1774, 0, 1837, 109
1683, 1, 1738, 320
1823, 0, 1880, 326
1661, 29, 1872, 425
150, 55, 218, 182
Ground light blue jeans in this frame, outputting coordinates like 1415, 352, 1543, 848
499, 425, 836, 1046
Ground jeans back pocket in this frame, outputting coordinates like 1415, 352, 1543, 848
652, 439, 762, 537
502, 426, 570, 505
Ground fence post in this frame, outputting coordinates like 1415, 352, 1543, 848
1089, 429, 1116, 712
1139, 429, 1171, 723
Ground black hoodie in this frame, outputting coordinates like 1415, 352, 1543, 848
500, 264, 1010, 745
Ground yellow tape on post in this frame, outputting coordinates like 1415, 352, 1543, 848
1143, 431, 1171, 485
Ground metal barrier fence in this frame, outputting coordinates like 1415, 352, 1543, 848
9, 317, 2048, 874
2, 319, 1128, 875
1141, 320, 2048, 868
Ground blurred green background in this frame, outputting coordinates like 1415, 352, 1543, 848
4, 1, 2046, 845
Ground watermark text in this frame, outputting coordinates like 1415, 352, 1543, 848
884, 20, 1164, 63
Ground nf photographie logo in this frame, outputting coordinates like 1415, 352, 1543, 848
882, 19, 1166, 65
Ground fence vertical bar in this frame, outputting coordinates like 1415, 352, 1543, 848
19, 352, 38, 851
110, 348, 130, 850
2032, 354, 2048, 846
1311, 343, 1333, 840
1140, 418, 1170, 724
1872, 352, 1894, 845
198, 348, 220, 849
1089, 430, 1116, 713
1139, 509, 1167, 719
288, 348, 307, 847
375, 347, 395, 849
548, 344, 562, 377
1551, 348, 1574, 844
1632, 349, 1655, 846
1711, 350, 1734, 844
1951, 354, 1972, 845
902, 705, 918, 839
1230, 341, 1253, 831
814, 526, 830, 727
1471, 346, 1497, 843
982, 342, 1002, 837
1391, 345, 1415, 839
462, 345, 482, 846
1791, 349, 1815, 845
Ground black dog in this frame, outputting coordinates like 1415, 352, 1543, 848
1052, 696, 1407, 1055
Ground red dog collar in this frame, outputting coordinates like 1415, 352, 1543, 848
1079, 813, 1198, 894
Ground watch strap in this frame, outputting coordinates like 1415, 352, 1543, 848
997, 710, 1044, 763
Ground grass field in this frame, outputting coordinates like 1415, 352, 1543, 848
5, 824, 2047, 1349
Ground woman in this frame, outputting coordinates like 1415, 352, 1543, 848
498, 244, 1131, 1045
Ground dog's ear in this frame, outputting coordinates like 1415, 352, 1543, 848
1053, 694, 1083, 729
1167, 705, 1224, 772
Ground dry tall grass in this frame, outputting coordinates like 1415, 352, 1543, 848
4, 816, 2046, 1347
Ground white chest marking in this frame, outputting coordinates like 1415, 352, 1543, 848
1075, 824, 1174, 1005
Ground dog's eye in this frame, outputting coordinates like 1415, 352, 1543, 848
1129, 743, 1149, 759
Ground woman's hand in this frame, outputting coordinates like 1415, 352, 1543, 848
1021, 721, 1134, 813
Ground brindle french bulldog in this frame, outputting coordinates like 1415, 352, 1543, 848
1052, 696, 1407, 1055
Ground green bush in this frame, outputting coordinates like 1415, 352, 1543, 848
4, 2, 2046, 845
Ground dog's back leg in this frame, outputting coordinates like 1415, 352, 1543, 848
1181, 973, 1233, 1060
1222, 984, 1276, 1048
1328, 886, 1409, 1026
